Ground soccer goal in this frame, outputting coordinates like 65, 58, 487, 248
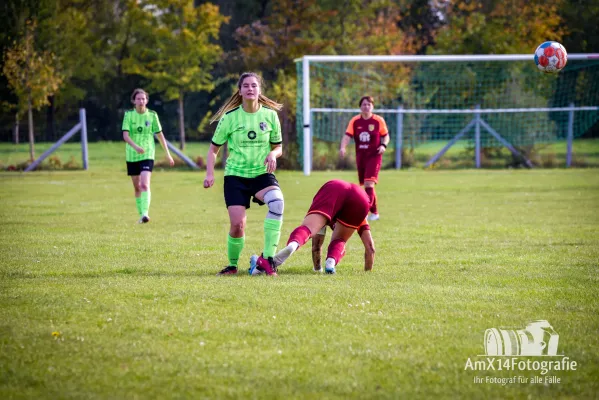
295, 54, 599, 175
25, 108, 89, 172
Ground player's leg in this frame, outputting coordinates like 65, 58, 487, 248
218, 177, 251, 275
324, 224, 356, 274
224, 205, 247, 274
255, 183, 284, 260
364, 180, 378, 220
130, 175, 142, 219
364, 155, 382, 220
127, 162, 143, 222
272, 213, 328, 268
139, 169, 152, 222
311, 226, 326, 272
251, 175, 284, 276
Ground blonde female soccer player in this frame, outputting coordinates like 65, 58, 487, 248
204, 72, 285, 276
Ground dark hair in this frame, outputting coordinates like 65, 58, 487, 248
131, 88, 149, 103
359, 96, 374, 107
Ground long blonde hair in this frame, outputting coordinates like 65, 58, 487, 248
210, 72, 283, 123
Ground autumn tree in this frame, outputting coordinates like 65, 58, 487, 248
3, 20, 62, 161
433, 0, 566, 54
123, 0, 228, 150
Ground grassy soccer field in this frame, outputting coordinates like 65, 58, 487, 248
1, 145, 598, 399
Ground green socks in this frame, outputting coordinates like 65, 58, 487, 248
263, 218, 283, 259
140, 190, 151, 216
135, 197, 142, 217
227, 235, 245, 267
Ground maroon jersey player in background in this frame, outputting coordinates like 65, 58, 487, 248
339, 95, 390, 221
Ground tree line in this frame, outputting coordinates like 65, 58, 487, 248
1, 0, 596, 164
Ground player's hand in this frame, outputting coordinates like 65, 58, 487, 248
203, 174, 214, 188
135, 146, 145, 154
377, 145, 386, 155
166, 154, 175, 167
339, 147, 346, 158
264, 153, 277, 173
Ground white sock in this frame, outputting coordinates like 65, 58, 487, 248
273, 241, 299, 267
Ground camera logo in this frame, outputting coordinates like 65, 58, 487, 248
484, 320, 559, 356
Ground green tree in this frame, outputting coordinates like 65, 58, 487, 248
35, 0, 108, 139
3, 20, 62, 161
123, 0, 228, 150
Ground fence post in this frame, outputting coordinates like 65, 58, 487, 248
79, 108, 88, 170
566, 102, 574, 167
395, 105, 403, 169
475, 105, 481, 168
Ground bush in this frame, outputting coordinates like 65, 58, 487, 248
2, 155, 81, 171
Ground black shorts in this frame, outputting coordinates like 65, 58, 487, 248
224, 173, 280, 209
127, 160, 154, 176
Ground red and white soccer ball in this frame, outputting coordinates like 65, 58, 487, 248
534, 41, 568, 73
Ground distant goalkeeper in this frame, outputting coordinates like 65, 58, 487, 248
250, 179, 376, 275
339, 95, 389, 221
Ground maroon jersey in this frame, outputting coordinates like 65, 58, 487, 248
345, 114, 389, 156
307, 180, 370, 229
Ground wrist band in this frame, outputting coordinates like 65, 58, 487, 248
380, 144, 387, 148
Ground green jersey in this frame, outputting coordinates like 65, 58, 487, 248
122, 109, 162, 162
212, 105, 282, 178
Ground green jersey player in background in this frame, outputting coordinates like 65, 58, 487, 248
122, 88, 174, 223
204, 72, 284, 276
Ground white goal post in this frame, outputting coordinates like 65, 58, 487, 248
297, 54, 599, 175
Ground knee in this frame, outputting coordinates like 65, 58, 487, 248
264, 188, 284, 220
229, 220, 245, 236
139, 182, 149, 191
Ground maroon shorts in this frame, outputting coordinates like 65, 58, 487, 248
356, 153, 382, 185
307, 180, 370, 229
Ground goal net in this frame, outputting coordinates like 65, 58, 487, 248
295, 55, 599, 174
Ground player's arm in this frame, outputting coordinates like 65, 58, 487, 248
358, 225, 375, 271
339, 135, 351, 158
311, 226, 326, 271
377, 116, 390, 154
155, 132, 174, 166
123, 131, 144, 154
265, 143, 282, 174
204, 143, 221, 188
381, 133, 390, 147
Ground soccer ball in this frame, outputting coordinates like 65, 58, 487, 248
534, 41, 568, 73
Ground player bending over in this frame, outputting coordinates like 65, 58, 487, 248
250, 179, 376, 275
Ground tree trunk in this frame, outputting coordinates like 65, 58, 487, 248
13, 112, 19, 144
46, 95, 55, 141
28, 95, 35, 162
178, 91, 185, 150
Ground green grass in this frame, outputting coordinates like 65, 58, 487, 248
1, 148, 598, 398
1, 138, 599, 171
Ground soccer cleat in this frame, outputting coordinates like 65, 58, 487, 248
367, 213, 380, 221
313, 266, 323, 273
248, 255, 264, 276
255, 255, 278, 276
141, 215, 150, 223
324, 258, 336, 274
216, 266, 238, 275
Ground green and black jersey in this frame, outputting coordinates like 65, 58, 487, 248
212, 105, 282, 178
122, 109, 162, 162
